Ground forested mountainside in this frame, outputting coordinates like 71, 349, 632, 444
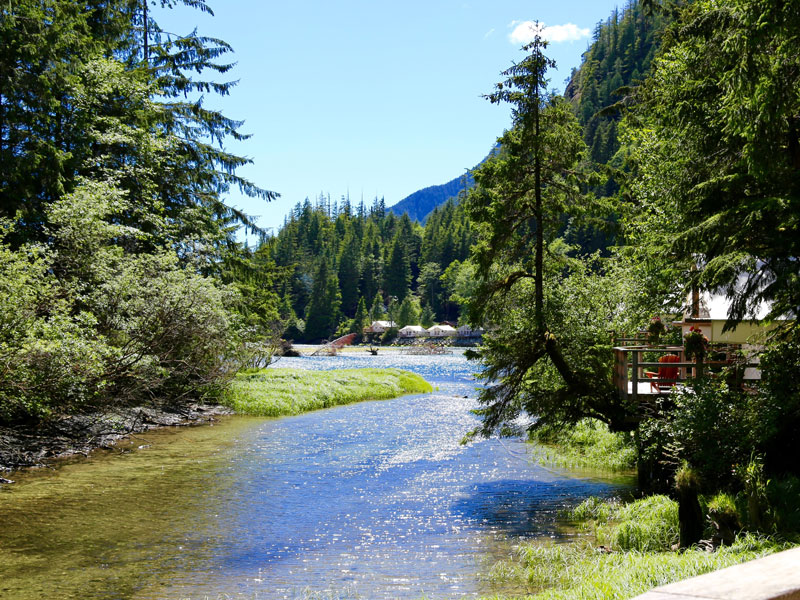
268, 196, 475, 342
388, 170, 473, 223
263, 0, 670, 343
566, 0, 670, 191
388, 147, 498, 222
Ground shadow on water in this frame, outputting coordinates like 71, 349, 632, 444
451, 473, 635, 540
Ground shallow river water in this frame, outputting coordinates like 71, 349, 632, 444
0, 351, 633, 599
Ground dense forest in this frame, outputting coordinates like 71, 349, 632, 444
0, 0, 281, 424
268, 195, 475, 342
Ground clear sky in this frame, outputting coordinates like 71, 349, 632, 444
156, 1, 624, 234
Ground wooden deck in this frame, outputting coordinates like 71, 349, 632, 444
612, 342, 757, 406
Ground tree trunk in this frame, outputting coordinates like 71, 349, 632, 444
678, 481, 704, 548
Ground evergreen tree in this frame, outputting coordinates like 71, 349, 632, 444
384, 234, 411, 302
369, 293, 386, 322
304, 259, 341, 341
337, 231, 361, 317
466, 33, 634, 437
396, 296, 420, 328
351, 297, 368, 335
628, 0, 800, 330
420, 305, 435, 328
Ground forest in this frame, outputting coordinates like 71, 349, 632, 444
1, 0, 799, 565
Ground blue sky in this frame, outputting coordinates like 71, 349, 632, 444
156, 1, 624, 234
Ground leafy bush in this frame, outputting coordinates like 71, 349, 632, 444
639, 380, 755, 490
757, 338, 800, 477
0, 185, 245, 424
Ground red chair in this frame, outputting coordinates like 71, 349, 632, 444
647, 354, 681, 393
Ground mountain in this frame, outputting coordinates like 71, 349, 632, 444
388, 171, 473, 223
389, 146, 500, 222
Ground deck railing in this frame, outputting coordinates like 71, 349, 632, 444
612, 343, 755, 403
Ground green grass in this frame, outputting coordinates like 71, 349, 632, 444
481, 533, 789, 600
482, 495, 795, 599
530, 419, 637, 472
486, 496, 791, 600
221, 367, 432, 416
597, 495, 680, 552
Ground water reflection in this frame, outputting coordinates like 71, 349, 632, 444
0, 351, 633, 599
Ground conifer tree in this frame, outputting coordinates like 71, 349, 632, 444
467, 33, 635, 437
304, 259, 341, 341
384, 234, 411, 302
351, 297, 368, 335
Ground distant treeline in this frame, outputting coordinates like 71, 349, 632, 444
265, 195, 475, 342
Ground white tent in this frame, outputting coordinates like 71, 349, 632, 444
427, 324, 457, 337
398, 325, 428, 338
364, 320, 396, 334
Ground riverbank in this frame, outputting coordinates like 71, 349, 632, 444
221, 367, 432, 416
0, 365, 432, 476
0, 403, 232, 475
487, 419, 800, 599
481, 495, 796, 599
529, 419, 637, 472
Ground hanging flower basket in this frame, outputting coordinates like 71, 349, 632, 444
647, 316, 666, 343
683, 326, 709, 360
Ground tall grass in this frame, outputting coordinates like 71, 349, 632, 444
481, 495, 795, 600
221, 368, 432, 416
481, 533, 788, 600
530, 419, 637, 472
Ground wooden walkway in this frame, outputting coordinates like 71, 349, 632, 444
633, 546, 800, 600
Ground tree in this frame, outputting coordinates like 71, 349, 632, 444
351, 297, 368, 335
0, 0, 276, 254
383, 233, 411, 302
466, 33, 635, 437
337, 231, 361, 317
417, 262, 442, 313
396, 296, 420, 329
369, 293, 386, 322
304, 258, 341, 342
628, 0, 800, 333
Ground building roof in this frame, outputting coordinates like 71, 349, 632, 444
371, 320, 396, 328
428, 324, 457, 332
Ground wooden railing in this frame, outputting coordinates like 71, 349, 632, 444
612, 343, 755, 402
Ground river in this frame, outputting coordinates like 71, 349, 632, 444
0, 350, 633, 599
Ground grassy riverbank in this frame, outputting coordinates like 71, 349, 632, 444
221, 368, 432, 417
481, 495, 794, 599
530, 419, 637, 472
487, 420, 800, 600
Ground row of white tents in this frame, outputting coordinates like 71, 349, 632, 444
363, 321, 484, 338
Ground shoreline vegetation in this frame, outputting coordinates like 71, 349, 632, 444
0, 365, 431, 474
221, 367, 433, 417
478, 421, 800, 600
481, 494, 794, 600
529, 419, 638, 473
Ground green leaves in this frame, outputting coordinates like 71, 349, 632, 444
628, 0, 800, 328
